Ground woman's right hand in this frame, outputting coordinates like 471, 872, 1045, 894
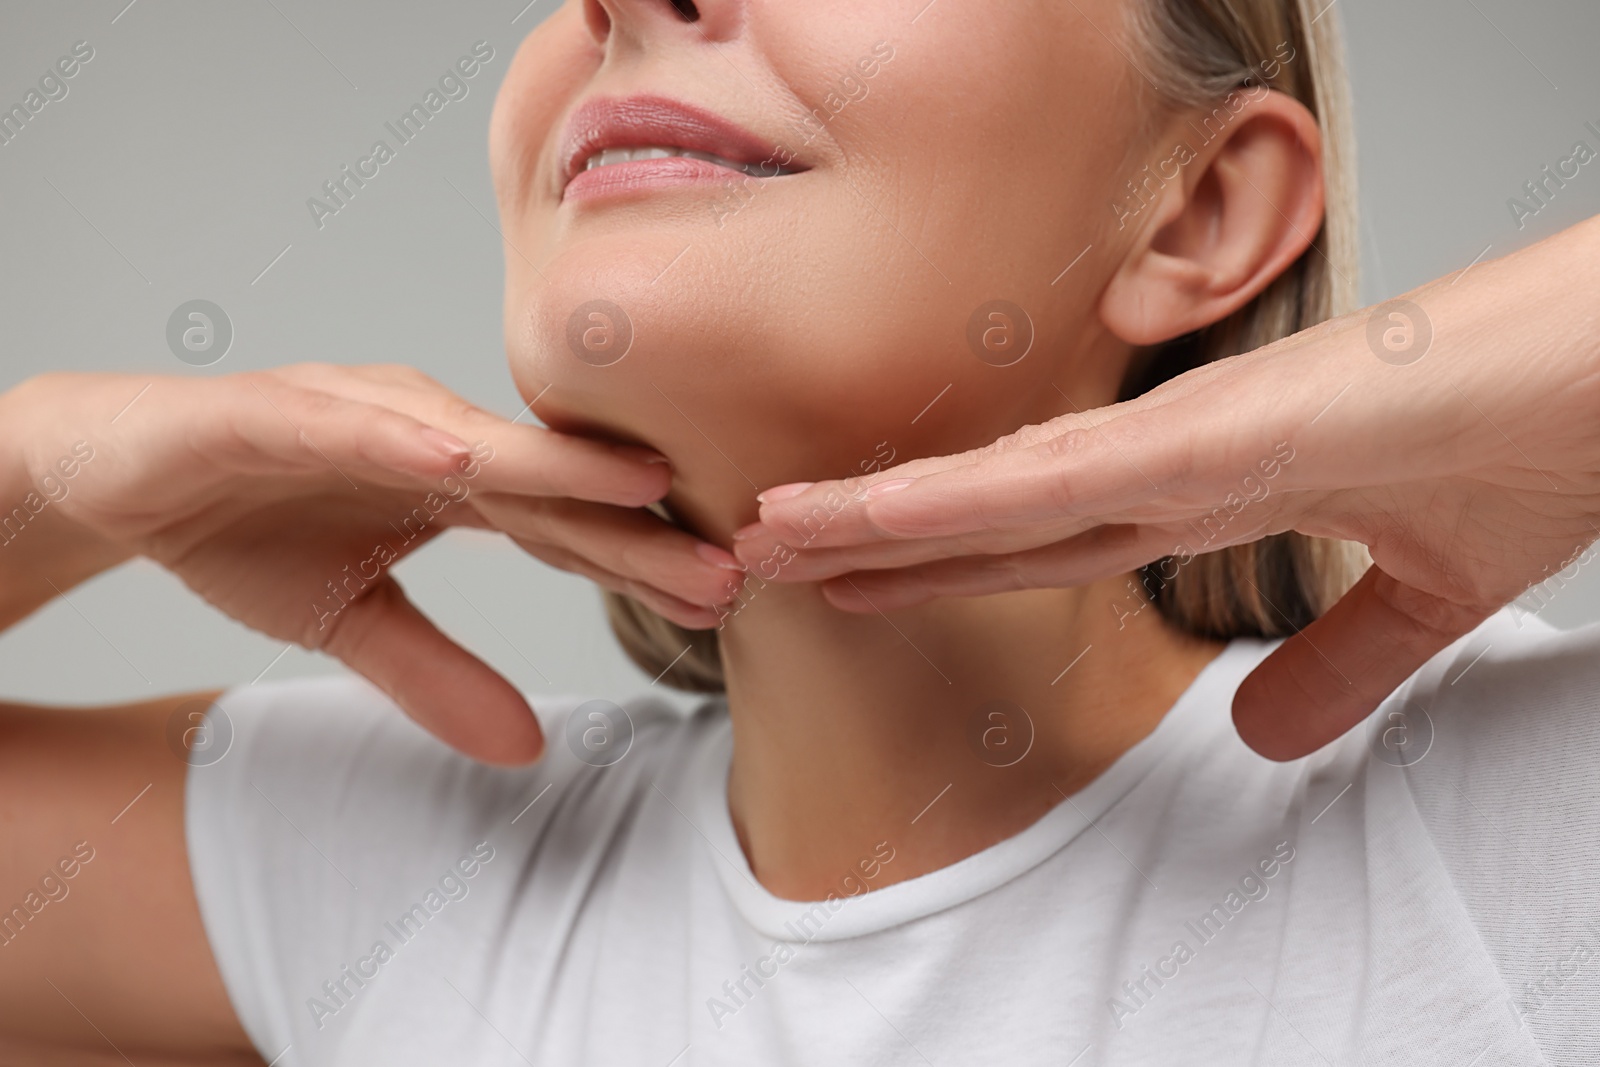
0, 364, 743, 763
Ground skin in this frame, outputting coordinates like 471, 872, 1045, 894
743, 218, 1600, 760
1, 0, 1595, 1059
489, 0, 1325, 894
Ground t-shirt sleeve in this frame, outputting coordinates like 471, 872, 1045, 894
182, 673, 645, 1062
1398, 608, 1600, 1063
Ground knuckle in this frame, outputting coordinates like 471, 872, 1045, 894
1371, 571, 1491, 645
985, 554, 1032, 593
444, 397, 496, 428
1039, 424, 1092, 462
1037, 460, 1081, 517
1009, 418, 1072, 451
235, 368, 278, 392
609, 537, 652, 579
363, 363, 440, 394
284, 386, 342, 421
510, 500, 561, 542
377, 362, 431, 383
313, 579, 390, 656
275, 361, 341, 386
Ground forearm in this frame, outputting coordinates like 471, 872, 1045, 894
1475, 211, 1600, 373
0, 376, 131, 631
1428, 212, 1600, 477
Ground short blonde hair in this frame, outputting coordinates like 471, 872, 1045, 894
606, 0, 1369, 691
1121, 0, 1368, 638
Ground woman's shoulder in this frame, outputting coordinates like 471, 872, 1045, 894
188, 670, 731, 903
208, 671, 705, 753
1382, 604, 1600, 810
1395, 605, 1600, 761
1381, 606, 1600, 1041
184, 671, 729, 1059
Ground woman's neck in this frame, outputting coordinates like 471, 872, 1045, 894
718, 576, 1227, 900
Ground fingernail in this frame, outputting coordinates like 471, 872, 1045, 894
757, 481, 814, 504
732, 522, 765, 543
620, 446, 672, 467
696, 542, 747, 571
420, 427, 473, 459
865, 478, 914, 499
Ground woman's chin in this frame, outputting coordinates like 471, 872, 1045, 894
502, 232, 1022, 513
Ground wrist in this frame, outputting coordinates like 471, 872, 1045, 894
0, 376, 131, 630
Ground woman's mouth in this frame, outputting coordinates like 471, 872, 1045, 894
560, 94, 806, 203
578, 144, 794, 177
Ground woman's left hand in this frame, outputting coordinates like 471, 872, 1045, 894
736, 215, 1600, 761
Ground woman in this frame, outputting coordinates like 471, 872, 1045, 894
2, 0, 1597, 1064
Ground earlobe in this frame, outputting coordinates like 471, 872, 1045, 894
1099, 90, 1327, 347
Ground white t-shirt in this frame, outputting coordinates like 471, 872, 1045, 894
186, 606, 1600, 1067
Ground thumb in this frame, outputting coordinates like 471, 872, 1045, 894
1232, 565, 1493, 761
319, 577, 545, 765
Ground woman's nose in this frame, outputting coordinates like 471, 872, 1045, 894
582, 0, 744, 48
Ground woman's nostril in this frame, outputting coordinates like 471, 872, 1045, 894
669, 0, 701, 22
583, 0, 612, 41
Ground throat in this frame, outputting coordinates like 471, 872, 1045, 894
717, 576, 1227, 901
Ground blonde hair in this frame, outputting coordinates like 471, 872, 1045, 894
606, 0, 1369, 691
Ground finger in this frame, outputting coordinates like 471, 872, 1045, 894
179, 378, 485, 484
756, 408, 1186, 550
753, 339, 1360, 552
473, 494, 746, 610
264, 364, 673, 507
316, 576, 545, 766
745, 419, 1095, 547
194, 377, 656, 515
450, 424, 672, 508
751, 400, 1144, 508
816, 523, 1186, 611
1231, 566, 1495, 762
732, 514, 1105, 583
517, 540, 725, 631
749, 453, 1026, 549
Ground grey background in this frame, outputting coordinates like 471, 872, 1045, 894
2, 0, 1599, 707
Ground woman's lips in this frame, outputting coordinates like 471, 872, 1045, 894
559, 93, 803, 203
565, 155, 761, 203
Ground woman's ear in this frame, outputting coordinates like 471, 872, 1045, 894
1099, 88, 1326, 345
